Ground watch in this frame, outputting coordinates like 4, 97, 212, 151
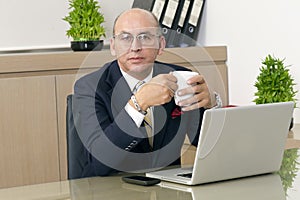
212, 92, 223, 109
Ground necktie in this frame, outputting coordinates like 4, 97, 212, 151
144, 108, 153, 147
132, 81, 153, 147
132, 81, 145, 94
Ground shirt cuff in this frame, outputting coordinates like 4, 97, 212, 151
125, 102, 145, 127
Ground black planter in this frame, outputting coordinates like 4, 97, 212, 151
71, 40, 103, 51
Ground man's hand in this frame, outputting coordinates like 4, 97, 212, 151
134, 74, 178, 111
176, 74, 215, 111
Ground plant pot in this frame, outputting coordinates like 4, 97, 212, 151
71, 40, 103, 51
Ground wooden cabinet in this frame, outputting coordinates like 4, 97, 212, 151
0, 46, 228, 188
0, 76, 60, 187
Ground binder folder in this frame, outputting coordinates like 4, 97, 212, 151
132, 0, 155, 11
160, 0, 181, 47
180, 0, 205, 47
151, 0, 167, 22
177, 0, 192, 35
171, 0, 192, 47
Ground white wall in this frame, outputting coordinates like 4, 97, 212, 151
0, 0, 133, 51
0, 0, 69, 50
97, 0, 134, 40
198, 0, 300, 123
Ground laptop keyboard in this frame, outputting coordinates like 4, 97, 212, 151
177, 173, 192, 178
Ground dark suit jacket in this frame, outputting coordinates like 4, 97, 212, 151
73, 60, 205, 177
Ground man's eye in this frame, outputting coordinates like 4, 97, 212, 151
138, 34, 152, 41
120, 34, 132, 41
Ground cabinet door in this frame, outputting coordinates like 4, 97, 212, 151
0, 76, 60, 188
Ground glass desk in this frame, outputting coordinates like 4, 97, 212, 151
0, 125, 299, 200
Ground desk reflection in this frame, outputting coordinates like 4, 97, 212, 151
69, 174, 285, 200
160, 174, 285, 200
0, 149, 298, 200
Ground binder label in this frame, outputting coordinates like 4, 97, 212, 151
152, 0, 165, 20
178, 0, 191, 28
162, 0, 179, 28
189, 0, 204, 27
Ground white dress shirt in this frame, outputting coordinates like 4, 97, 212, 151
120, 68, 153, 128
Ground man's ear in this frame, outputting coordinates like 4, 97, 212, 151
110, 38, 116, 56
157, 36, 166, 55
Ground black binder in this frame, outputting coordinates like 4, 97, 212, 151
151, 0, 168, 22
132, 0, 155, 11
180, 0, 206, 47
159, 0, 182, 47
171, 0, 192, 47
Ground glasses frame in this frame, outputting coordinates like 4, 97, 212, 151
113, 32, 161, 49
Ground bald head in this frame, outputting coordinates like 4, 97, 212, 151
113, 8, 161, 36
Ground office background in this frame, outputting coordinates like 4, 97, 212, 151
0, 0, 299, 123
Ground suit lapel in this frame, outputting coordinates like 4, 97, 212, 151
104, 61, 153, 152
104, 61, 132, 115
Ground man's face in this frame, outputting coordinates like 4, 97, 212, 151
110, 10, 165, 79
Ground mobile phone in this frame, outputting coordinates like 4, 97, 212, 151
122, 175, 161, 186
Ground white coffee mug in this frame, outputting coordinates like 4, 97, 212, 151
172, 71, 199, 105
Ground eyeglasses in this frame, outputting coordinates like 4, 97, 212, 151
113, 32, 160, 48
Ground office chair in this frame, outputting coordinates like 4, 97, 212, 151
66, 94, 89, 179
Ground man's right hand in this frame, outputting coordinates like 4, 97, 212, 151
134, 73, 178, 111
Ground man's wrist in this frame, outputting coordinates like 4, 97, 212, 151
130, 95, 147, 115
125, 102, 145, 127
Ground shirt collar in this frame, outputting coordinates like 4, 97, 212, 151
120, 68, 153, 92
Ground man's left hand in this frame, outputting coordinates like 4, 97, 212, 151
176, 74, 216, 111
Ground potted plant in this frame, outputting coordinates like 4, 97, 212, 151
254, 56, 299, 194
63, 0, 106, 51
253, 54, 297, 130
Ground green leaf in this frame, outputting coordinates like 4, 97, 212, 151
63, 0, 106, 40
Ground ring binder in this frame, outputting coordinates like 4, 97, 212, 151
132, 0, 155, 11
172, 0, 191, 47
180, 0, 205, 47
132, 0, 206, 48
151, 0, 167, 21
160, 0, 181, 47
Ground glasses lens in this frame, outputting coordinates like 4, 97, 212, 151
114, 32, 159, 48
137, 33, 157, 46
115, 33, 133, 47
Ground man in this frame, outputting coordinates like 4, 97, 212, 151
73, 8, 219, 177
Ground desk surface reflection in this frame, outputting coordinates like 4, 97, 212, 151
0, 149, 299, 200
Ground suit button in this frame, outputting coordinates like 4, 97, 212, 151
132, 140, 137, 145
130, 142, 135, 146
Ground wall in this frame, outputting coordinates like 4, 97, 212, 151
0, 0, 133, 51
198, 0, 300, 123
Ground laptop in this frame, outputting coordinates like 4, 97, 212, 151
146, 102, 294, 185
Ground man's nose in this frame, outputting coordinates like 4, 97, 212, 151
130, 37, 142, 51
